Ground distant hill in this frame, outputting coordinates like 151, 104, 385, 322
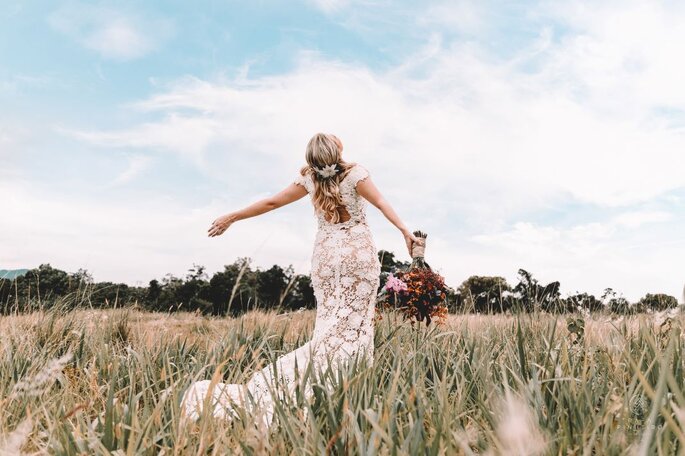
0, 269, 29, 280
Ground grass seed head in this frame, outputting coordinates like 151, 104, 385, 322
495, 392, 547, 456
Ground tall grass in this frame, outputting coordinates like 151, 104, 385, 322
1, 304, 684, 454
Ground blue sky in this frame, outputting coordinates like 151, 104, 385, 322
1, 0, 684, 301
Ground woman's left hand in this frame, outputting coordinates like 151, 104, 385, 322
403, 230, 419, 257
208, 214, 234, 237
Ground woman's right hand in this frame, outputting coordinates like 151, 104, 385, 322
208, 214, 235, 237
403, 230, 419, 257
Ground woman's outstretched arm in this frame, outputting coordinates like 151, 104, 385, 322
356, 177, 418, 256
208, 183, 308, 237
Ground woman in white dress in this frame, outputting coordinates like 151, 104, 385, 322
181, 133, 417, 428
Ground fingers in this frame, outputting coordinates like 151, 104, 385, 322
207, 222, 227, 237
208, 215, 231, 236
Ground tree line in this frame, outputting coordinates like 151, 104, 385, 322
0, 250, 679, 315
454, 270, 679, 315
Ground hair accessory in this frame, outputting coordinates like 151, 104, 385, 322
313, 164, 338, 178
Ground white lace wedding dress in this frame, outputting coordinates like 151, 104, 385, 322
181, 164, 381, 428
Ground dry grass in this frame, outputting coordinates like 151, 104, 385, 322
1, 307, 684, 454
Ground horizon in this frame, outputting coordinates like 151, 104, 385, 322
2, 259, 683, 305
2, 0, 684, 302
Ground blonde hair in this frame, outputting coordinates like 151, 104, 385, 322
299, 133, 356, 223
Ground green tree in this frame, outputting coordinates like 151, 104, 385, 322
378, 250, 409, 274
638, 293, 678, 311
566, 293, 603, 313
257, 265, 290, 308
206, 258, 255, 315
146, 279, 162, 309
609, 297, 631, 314
285, 274, 315, 310
513, 269, 561, 313
177, 264, 211, 312
456, 276, 511, 313
25, 264, 71, 302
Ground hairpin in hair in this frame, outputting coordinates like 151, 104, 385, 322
313, 164, 338, 178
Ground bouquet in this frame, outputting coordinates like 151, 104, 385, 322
377, 231, 449, 326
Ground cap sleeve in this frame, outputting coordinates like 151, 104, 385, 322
294, 171, 310, 193
349, 164, 370, 188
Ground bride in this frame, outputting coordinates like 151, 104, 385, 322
181, 133, 417, 428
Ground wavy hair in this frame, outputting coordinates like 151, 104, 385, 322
299, 133, 356, 223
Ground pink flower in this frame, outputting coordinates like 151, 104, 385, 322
385, 274, 408, 293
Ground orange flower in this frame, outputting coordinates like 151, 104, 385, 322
380, 268, 449, 326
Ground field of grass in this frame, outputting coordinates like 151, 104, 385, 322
1, 306, 684, 455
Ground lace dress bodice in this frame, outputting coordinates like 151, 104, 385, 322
294, 163, 380, 365
294, 164, 372, 230
181, 163, 381, 429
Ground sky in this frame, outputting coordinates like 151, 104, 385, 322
1, 0, 684, 302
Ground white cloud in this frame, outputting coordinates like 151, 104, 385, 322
417, 1, 486, 34
307, 0, 352, 13
0, 180, 315, 286
58, 114, 218, 168
54, 42, 685, 300
7, 0, 683, 301
468, 215, 682, 301
0, 124, 30, 179
84, 19, 154, 60
0, 130, 12, 150
48, 3, 174, 60
60, 40, 685, 215
0, 74, 57, 95
109, 155, 152, 186
473, 222, 609, 257
612, 210, 673, 228
539, 0, 685, 112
